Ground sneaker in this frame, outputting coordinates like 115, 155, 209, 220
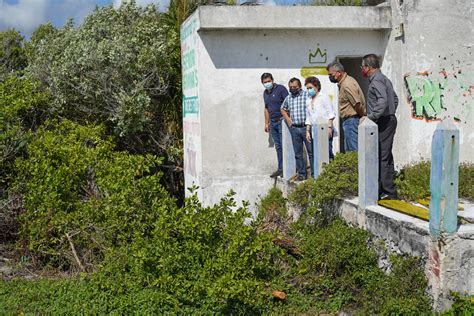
270, 170, 281, 178
379, 193, 398, 201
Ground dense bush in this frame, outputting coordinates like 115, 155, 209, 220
0, 29, 27, 79
15, 120, 174, 270
395, 160, 474, 202
288, 151, 358, 224
1, 192, 282, 314
259, 189, 431, 315
0, 76, 50, 191
25, 3, 185, 198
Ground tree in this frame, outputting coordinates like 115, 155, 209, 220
27, 3, 184, 197
0, 29, 27, 80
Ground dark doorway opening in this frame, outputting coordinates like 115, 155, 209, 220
337, 57, 369, 153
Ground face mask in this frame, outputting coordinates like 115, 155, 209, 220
361, 67, 369, 77
290, 88, 300, 96
263, 82, 273, 90
329, 75, 338, 83
307, 88, 316, 97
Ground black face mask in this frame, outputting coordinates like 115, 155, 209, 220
290, 88, 300, 96
329, 75, 338, 83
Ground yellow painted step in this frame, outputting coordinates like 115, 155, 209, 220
417, 198, 464, 211
378, 200, 429, 221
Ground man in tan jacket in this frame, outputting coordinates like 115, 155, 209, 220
327, 61, 366, 151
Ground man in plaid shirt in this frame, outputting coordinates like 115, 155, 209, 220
281, 78, 313, 181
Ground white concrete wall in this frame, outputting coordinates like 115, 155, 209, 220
382, 0, 474, 167
185, 6, 388, 208
182, 3, 473, 209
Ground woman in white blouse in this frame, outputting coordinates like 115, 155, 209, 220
304, 76, 336, 160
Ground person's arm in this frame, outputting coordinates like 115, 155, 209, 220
323, 95, 335, 136
394, 90, 399, 111
280, 96, 292, 127
305, 105, 311, 142
345, 85, 366, 117
367, 82, 388, 122
264, 107, 270, 132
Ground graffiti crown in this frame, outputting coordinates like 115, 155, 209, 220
309, 47, 327, 64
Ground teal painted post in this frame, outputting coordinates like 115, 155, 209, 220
358, 118, 379, 209
312, 119, 329, 178
282, 120, 296, 180
429, 120, 460, 238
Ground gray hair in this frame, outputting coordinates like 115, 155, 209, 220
326, 60, 345, 72
362, 54, 380, 69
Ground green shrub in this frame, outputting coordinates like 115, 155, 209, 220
15, 120, 173, 270
395, 160, 474, 202
395, 160, 431, 201
288, 152, 358, 225
459, 162, 474, 201
1, 192, 283, 314
443, 292, 474, 315
0, 75, 49, 192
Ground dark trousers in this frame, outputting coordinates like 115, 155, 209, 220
269, 120, 283, 173
290, 126, 313, 177
377, 115, 397, 197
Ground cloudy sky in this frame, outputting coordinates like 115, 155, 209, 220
0, 0, 300, 37
0, 0, 170, 36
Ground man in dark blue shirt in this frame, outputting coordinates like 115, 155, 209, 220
261, 72, 289, 178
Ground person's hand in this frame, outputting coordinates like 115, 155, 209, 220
328, 126, 333, 137
285, 118, 292, 128
264, 123, 269, 133
359, 116, 367, 124
306, 130, 312, 143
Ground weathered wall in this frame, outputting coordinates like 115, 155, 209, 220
190, 9, 388, 207
382, 0, 474, 166
182, 3, 473, 208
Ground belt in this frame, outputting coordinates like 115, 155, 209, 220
342, 115, 359, 121
292, 124, 305, 128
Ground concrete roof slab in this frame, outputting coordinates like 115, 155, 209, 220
196, 5, 392, 31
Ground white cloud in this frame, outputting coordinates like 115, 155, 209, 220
0, 0, 99, 36
0, 0, 170, 37
0, 0, 49, 34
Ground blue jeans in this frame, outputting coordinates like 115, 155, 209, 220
290, 126, 313, 177
270, 120, 283, 173
342, 117, 359, 152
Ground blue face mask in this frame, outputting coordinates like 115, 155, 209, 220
308, 88, 317, 97
263, 82, 273, 90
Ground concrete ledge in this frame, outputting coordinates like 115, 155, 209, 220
196, 6, 392, 31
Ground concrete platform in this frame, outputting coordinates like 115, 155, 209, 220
337, 198, 473, 311
274, 178, 474, 311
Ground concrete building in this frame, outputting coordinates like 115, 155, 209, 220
181, 1, 473, 207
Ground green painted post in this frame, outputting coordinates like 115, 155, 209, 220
429, 120, 460, 238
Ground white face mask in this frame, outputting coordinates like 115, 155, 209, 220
263, 82, 273, 90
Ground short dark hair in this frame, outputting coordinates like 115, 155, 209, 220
326, 60, 344, 72
304, 76, 321, 91
288, 77, 302, 87
261, 72, 273, 82
362, 54, 380, 69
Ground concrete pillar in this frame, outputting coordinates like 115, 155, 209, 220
429, 120, 460, 238
282, 120, 296, 180
312, 119, 329, 178
358, 118, 379, 209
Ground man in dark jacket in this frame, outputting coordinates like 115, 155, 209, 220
361, 54, 398, 200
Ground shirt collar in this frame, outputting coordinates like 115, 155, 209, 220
337, 73, 348, 87
369, 69, 380, 83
